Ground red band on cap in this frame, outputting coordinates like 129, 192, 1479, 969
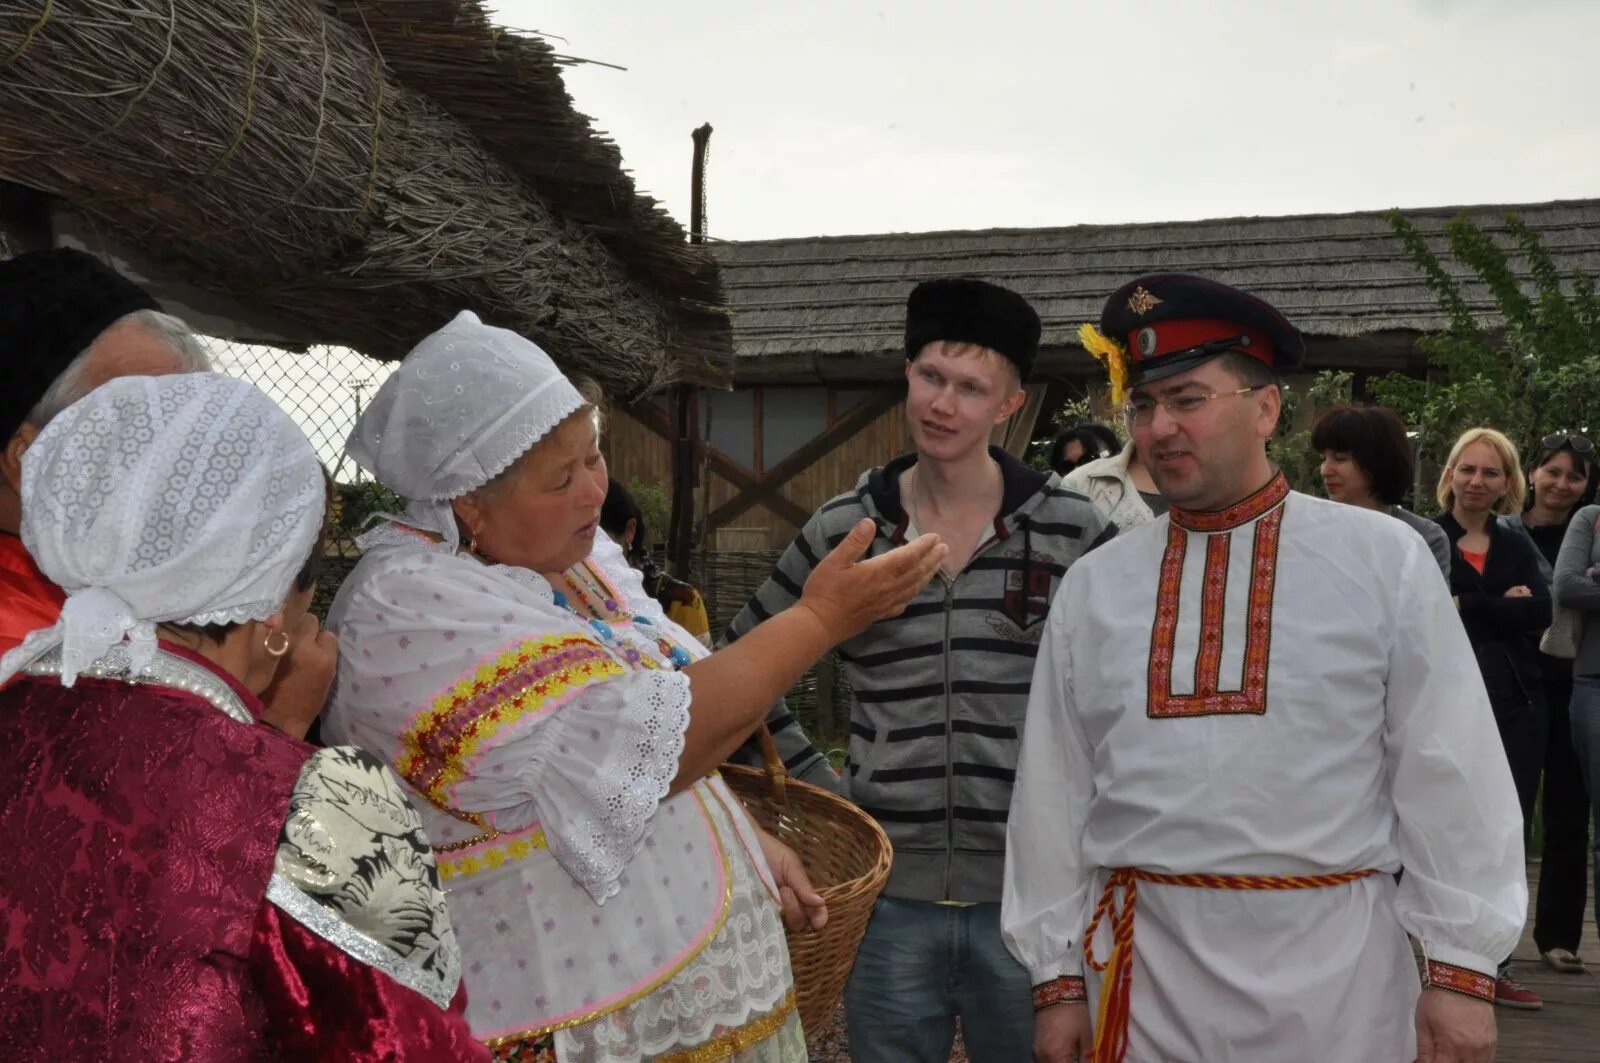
1125, 318, 1275, 368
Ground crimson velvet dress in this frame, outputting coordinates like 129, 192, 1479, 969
0, 641, 489, 1061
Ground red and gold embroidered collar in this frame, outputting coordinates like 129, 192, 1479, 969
1169, 472, 1290, 533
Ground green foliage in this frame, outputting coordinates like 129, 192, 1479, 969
624, 477, 673, 548
1272, 370, 1354, 496
1370, 210, 1600, 499
333, 480, 403, 538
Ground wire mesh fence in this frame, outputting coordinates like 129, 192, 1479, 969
209, 339, 401, 616
207, 339, 393, 486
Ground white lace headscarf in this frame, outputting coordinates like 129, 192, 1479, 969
0, 373, 325, 687
345, 310, 586, 551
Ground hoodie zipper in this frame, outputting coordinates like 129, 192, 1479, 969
940, 524, 1015, 901
885, 462, 1043, 901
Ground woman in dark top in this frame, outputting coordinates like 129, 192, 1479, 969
1312, 404, 1452, 579
1433, 427, 1553, 1010
1501, 434, 1597, 974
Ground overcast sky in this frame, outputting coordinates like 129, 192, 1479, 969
498, 1, 1598, 241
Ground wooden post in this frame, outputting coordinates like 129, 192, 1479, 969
669, 124, 714, 578
668, 386, 699, 578
689, 124, 712, 243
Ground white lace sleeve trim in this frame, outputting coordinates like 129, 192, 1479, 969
538, 669, 692, 904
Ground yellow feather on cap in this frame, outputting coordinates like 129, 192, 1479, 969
1078, 323, 1130, 406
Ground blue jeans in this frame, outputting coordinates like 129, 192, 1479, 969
844, 897, 1034, 1063
1570, 677, 1600, 935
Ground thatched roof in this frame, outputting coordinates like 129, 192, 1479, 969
324, 2, 723, 344
0, 0, 728, 397
713, 198, 1600, 382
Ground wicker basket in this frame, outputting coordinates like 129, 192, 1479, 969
721, 726, 892, 1039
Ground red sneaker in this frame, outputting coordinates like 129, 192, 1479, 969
1494, 973, 1544, 1010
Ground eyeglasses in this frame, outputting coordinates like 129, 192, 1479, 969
1122, 386, 1267, 428
1543, 433, 1594, 455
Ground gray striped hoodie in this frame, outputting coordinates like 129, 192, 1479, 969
722, 447, 1113, 903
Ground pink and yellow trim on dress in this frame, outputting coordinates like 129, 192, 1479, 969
398, 632, 622, 805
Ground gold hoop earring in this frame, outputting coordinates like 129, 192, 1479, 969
264, 631, 291, 659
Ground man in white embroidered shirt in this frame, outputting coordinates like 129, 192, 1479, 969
1001, 273, 1526, 1063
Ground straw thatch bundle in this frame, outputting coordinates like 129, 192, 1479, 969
322, 1, 727, 383
0, 0, 728, 396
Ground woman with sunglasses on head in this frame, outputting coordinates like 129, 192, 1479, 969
1048, 421, 1121, 476
1433, 427, 1553, 1010
1534, 433, 1600, 976
1503, 434, 1598, 576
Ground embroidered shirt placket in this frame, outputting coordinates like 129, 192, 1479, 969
1193, 532, 1231, 697
1149, 476, 1288, 719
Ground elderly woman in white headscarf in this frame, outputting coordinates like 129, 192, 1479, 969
322, 311, 945, 1061
0, 374, 486, 1061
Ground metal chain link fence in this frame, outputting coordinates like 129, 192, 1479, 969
207, 341, 386, 476
209, 339, 402, 610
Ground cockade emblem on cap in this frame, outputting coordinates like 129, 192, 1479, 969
1136, 327, 1158, 357
1127, 286, 1163, 316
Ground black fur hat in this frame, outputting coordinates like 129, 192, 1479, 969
905, 278, 1040, 382
0, 248, 160, 441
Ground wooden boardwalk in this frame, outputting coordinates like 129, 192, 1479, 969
1496, 861, 1598, 1063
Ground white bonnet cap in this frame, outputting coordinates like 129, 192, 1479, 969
0, 373, 325, 687
347, 310, 587, 502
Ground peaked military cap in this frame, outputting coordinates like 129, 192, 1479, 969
1100, 273, 1304, 385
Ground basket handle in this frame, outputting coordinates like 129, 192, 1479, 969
752, 722, 789, 810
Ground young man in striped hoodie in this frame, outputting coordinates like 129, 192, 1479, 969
721, 278, 1113, 1063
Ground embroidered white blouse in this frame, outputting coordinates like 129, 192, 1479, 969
322, 529, 801, 1059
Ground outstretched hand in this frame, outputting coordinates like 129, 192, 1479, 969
798, 518, 945, 641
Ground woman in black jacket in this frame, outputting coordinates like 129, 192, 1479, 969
1502, 434, 1597, 974
1433, 427, 1552, 1010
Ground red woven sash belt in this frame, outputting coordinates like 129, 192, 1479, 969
1085, 866, 1380, 1063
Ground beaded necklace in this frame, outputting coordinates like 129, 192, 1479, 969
553, 560, 693, 669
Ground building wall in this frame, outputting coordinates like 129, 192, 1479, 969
605, 369, 1062, 551
604, 385, 909, 551
603, 402, 675, 491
